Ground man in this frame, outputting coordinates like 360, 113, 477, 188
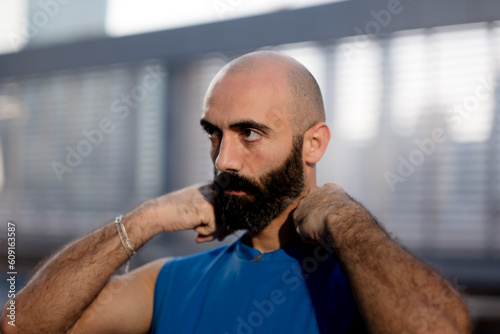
1, 51, 469, 333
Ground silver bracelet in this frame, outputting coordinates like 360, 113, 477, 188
115, 215, 136, 273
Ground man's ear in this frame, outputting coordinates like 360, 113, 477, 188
302, 122, 331, 164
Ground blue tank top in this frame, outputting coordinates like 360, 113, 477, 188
152, 237, 367, 333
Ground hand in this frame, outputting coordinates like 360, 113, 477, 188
147, 183, 230, 243
293, 183, 363, 244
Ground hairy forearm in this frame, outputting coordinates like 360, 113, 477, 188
328, 205, 470, 334
1, 202, 159, 334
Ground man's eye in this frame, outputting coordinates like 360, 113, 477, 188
205, 127, 221, 138
242, 129, 261, 141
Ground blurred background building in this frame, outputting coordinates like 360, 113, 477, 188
0, 0, 499, 332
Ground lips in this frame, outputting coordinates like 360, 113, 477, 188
224, 189, 246, 195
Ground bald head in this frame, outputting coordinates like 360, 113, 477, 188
207, 51, 325, 135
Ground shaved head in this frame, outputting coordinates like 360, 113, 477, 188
206, 50, 325, 135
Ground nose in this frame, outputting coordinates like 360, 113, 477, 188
215, 136, 242, 173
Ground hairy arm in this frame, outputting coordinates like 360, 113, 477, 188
0, 184, 223, 334
294, 183, 470, 334
68, 257, 169, 334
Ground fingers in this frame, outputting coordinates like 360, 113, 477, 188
195, 234, 216, 243
193, 219, 220, 243
193, 222, 230, 243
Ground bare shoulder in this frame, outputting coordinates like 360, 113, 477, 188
69, 257, 172, 334
129, 257, 172, 285
117, 257, 172, 295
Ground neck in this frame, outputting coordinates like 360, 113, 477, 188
242, 194, 306, 253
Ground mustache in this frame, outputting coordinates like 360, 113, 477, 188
213, 171, 263, 195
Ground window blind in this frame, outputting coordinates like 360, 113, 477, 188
0, 60, 167, 236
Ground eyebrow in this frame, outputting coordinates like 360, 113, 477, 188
200, 118, 273, 134
200, 119, 215, 129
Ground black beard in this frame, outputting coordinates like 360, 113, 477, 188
213, 136, 305, 234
